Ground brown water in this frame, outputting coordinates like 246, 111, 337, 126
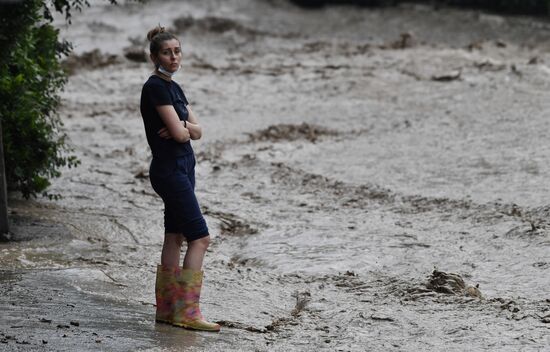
1, 0, 549, 351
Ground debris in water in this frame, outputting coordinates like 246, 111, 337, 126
134, 168, 149, 179
215, 320, 267, 333
382, 32, 416, 49
62, 49, 120, 74
173, 15, 268, 37
466, 41, 484, 51
431, 70, 461, 82
246, 123, 338, 143
426, 270, 482, 298
124, 46, 148, 63
368, 314, 395, 322
427, 270, 465, 294
203, 208, 259, 236
291, 290, 311, 317
475, 59, 506, 72
466, 285, 483, 299
510, 64, 522, 77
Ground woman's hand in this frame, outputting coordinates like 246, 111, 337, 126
186, 105, 202, 140
158, 124, 190, 141
158, 126, 171, 139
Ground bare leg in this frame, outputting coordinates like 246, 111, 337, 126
161, 233, 184, 268
182, 235, 211, 270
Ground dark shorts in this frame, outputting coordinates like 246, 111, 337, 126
149, 154, 209, 242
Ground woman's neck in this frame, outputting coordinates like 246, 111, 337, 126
154, 70, 172, 82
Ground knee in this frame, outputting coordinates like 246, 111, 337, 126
189, 235, 210, 251
165, 233, 185, 247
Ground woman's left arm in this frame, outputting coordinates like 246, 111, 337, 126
185, 105, 202, 140
157, 104, 203, 140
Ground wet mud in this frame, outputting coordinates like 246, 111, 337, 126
2, 0, 550, 351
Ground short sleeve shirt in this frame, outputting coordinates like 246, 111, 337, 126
140, 75, 193, 159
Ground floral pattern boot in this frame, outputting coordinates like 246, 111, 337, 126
172, 269, 220, 332
155, 265, 180, 324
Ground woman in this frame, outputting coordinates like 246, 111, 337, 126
140, 25, 220, 332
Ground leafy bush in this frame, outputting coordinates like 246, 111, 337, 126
0, 0, 116, 199
0, 0, 74, 199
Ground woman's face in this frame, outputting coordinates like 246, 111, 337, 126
153, 39, 182, 72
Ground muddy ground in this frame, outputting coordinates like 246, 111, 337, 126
1, 0, 550, 351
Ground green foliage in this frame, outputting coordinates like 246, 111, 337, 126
43, 0, 117, 23
0, 0, 80, 199
0, 0, 106, 199
0, 0, 134, 199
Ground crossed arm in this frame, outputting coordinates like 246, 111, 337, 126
156, 104, 202, 142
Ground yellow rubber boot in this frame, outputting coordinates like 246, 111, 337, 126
172, 269, 220, 332
155, 265, 180, 324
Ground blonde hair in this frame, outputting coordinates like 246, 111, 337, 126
147, 25, 179, 56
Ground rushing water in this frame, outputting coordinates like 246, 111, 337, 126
1, 0, 549, 350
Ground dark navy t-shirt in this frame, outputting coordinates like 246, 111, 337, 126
140, 75, 193, 159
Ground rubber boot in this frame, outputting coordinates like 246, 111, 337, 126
155, 265, 180, 324
172, 269, 220, 332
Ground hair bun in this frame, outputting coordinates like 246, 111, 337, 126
147, 25, 166, 42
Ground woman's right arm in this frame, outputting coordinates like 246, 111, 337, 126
156, 105, 190, 143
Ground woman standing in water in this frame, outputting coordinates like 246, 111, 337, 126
140, 25, 220, 332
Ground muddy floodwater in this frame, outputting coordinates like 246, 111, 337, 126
1, 0, 550, 351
